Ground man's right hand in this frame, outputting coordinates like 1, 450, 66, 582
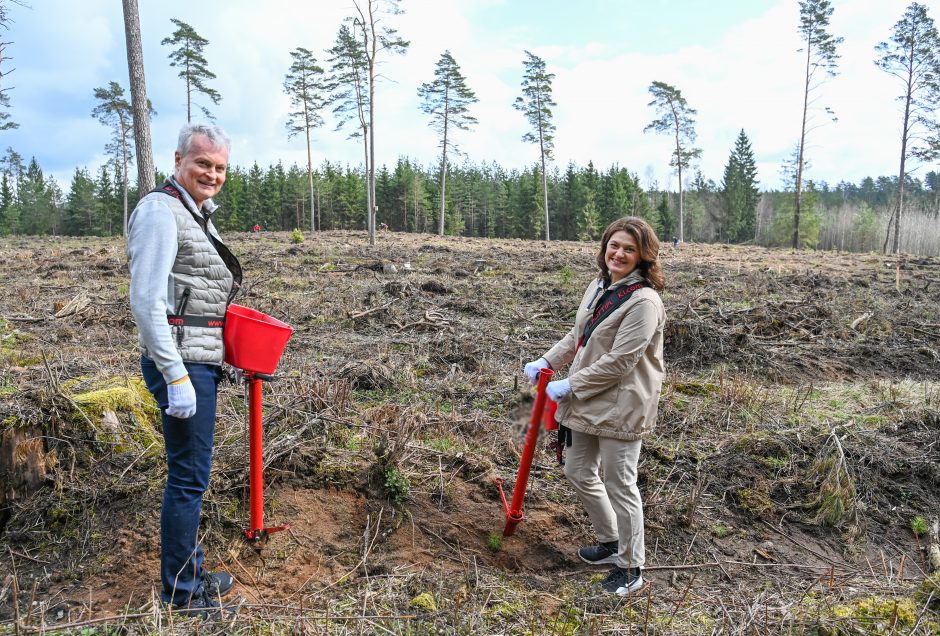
523, 358, 550, 385
167, 376, 197, 419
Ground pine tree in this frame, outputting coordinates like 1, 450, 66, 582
418, 51, 478, 236
326, 24, 371, 236
0, 92, 15, 131
721, 129, 760, 243
874, 2, 940, 253
793, 0, 842, 248
284, 47, 327, 232
352, 0, 409, 245
644, 81, 700, 243
92, 81, 141, 236
161, 18, 221, 122
514, 51, 556, 241
0, 2, 19, 132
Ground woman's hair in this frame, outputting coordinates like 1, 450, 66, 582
595, 217, 665, 291
177, 123, 231, 156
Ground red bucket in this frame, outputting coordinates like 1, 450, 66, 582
223, 304, 293, 374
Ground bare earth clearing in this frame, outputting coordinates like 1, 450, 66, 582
0, 231, 939, 635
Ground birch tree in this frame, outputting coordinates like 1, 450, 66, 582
513, 51, 556, 241
162, 19, 221, 122
284, 47, 327, 232
122, 0, 155, 195
874, 2, 940, 254
792, 0, 842, 249
418, 51, 478, 236
644, 81, 700, 243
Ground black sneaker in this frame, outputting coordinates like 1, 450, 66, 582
172, 589, 222, 620
202, 570, 235, 598
578, 540, 619, 565
600, 566, 643, 595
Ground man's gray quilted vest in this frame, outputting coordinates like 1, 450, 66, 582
140, 192, 234, 365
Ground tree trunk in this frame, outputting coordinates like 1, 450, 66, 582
794, 36, 812, 250
305, 115, 316, 233
438, 92, 449, 236
121, 141, 129, 237
886, 49, 914, 255
674, 124, 684, 243
121, 0, 155, 201
536, 91, 550, 241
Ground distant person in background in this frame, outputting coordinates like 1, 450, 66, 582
253, 223, 261, 233
672, 236, 679, 248
128, 123, 242, 615
523, 217, 666, 596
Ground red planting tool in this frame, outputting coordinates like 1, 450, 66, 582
496, 368, 559, 537
243, 371, 289, 544
223, 304, 293, 547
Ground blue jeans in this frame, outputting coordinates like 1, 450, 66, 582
141, 356, 222, 606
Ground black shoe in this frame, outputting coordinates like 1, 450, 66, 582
172, 589, 222, 620
600, 566, 643, 596
202, 570, 235, 598
579, 540, 619, 565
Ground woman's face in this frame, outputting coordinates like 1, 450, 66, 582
605, 230, 640, 283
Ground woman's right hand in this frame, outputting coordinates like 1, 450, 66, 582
523, 357, 550, 385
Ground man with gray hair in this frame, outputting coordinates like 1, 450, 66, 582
128, 123, 242, 615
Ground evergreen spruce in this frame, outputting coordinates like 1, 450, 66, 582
721, 129, 760, 243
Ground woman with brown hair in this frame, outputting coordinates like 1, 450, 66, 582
523, 216, 666, 595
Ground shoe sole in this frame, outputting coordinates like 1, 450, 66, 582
616, 576, 644, 596
579, 553, 619, 565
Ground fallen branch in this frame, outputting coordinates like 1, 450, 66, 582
348, 298, 399, 320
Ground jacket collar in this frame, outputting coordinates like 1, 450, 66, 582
595, 270, 645, 291
168, 175, 218, 219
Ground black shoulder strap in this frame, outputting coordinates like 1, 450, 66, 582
579, 282, 646, 348
152, 181, 211, 237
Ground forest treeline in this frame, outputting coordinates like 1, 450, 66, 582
2, 147, 939, 255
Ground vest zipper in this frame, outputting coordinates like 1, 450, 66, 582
175, 287, 191, 346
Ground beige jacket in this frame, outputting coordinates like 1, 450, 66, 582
543, 272, 666, 441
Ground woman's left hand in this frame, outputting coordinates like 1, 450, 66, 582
546, 378, 572, 401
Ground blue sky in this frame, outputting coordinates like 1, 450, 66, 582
1, 0, 930, 192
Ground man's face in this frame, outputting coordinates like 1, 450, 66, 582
174, 134, 229, 209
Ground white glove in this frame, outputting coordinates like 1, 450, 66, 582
167, 377, 197, 419
523, 357, 550, 385
546, 379, 572, 401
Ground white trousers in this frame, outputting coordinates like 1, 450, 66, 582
563, 429, 645, 568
